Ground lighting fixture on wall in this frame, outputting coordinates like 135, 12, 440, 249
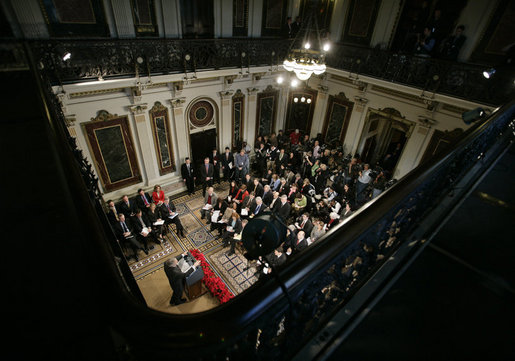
482, 68, 496, 79
283, 1, 328, 81
462, 107, 486, 124
293, 96, 311, 103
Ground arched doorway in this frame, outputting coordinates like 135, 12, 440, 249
186, 98, 219, 171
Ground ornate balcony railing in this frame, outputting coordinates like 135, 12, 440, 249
25, 38, 514, 106
20, 39, 515, 360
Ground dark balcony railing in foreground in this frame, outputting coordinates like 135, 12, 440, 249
25, 38, 514, 106
22, 38, 515, 360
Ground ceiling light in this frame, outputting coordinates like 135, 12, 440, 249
482, 68, 496, 79
62, 52, 71, 61
323, 43, 330, 52
291, 79, 299, 87
304, 42, 311, 49
277, 76, 284, 84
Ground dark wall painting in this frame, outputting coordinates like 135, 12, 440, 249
150, 102, 175, 175
322, 93, 354, 145
341, 0, 381, 46
131, 0, 158, 36
232, 90, 245, 149
256, 87, 278, 137
261, 0, 287, 36
233, 0, 249, 37
83, 111, 141, 192
39, 0, 109, 37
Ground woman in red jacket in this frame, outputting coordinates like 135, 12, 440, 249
152, 185, 165, 206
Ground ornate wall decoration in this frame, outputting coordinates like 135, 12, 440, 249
256, 86, 279, 137
285, 87, 318, 134
232, 89, 245, 149
322, 93, 354, 145
39, 0, 109, 37
188, 99, 215, 128
82, 111, 141, 192
342, 0, 381, 46
149, 102, 175, 175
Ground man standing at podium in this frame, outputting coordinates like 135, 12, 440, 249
164, 253, 201, 306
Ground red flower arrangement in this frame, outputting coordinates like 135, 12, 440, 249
189, 249, 234, 304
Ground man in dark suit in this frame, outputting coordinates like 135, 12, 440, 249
275, 195, 291, 221
295, 213, 313, 237
164, 254, 201, 305
262, 185, 273, 207
106, 199, 120, 225
118, 195, 137, 218
159, 197, 186, 238
251, 178, 264, 198
199, 157, 214, 197
131, 209, 159, 247
135, 188, 153, 213
209, 148, 221, 184
113, 213, 148, 261
249, 196, 266, 219
293, 230, 308, 253
277, 178, 289, 196
221, 147, 234, 181
181, 157, 196, 195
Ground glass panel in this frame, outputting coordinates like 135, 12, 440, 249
155, 116, 171, 168
258, 96, 274, 136
325, 103, 347, 144
94, 126, 132, 183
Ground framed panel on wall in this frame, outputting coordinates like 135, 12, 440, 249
341, 0, 381, 46
322, 93, 354, 146
232, 90, 245, 150
131, 0, 158, 37
233, 0, 249, 37
285, 87, 318, 135
39, 0, 109, 37
261, 0, 287, 37
82, 111, 141, 192
149, 102, 175, 175
256, 86, 279, 138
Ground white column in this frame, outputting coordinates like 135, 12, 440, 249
344, 99, 369, 155
110, 0, 135, 38
329, 0, 350, 43
218, 90, 234, 149
170, 97, 189, 160
249, 0, 263, 38
10, 0, 49, 38
246, 87, 259, 145
129, 104, 161, 185
161, 0, 182, 37
220, 0, 233, 37
370, 0, 402, 49
310, 89, 329, 138
394, 123, 425, 179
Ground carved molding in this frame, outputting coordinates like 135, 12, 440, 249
149, 101, 166, 113
170, 97, 186, 108
90, 110, 118, 122
247, 87, 259, 95
128, 103, 148, 114
219, 90, 235, 99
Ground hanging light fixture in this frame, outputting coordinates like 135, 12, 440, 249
283, 1, 329, 81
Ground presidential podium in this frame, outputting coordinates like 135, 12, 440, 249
178, 251, 207, 300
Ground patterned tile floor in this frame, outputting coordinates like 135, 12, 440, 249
129, 182, 259, 296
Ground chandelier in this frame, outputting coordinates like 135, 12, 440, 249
283, 2, 329, 81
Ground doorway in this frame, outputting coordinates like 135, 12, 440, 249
190, 128, 217, 172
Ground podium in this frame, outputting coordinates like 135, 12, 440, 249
179, 251, 207, 300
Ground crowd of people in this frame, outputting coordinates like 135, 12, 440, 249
196, 129, 396, 275
104, 129, 396, 274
